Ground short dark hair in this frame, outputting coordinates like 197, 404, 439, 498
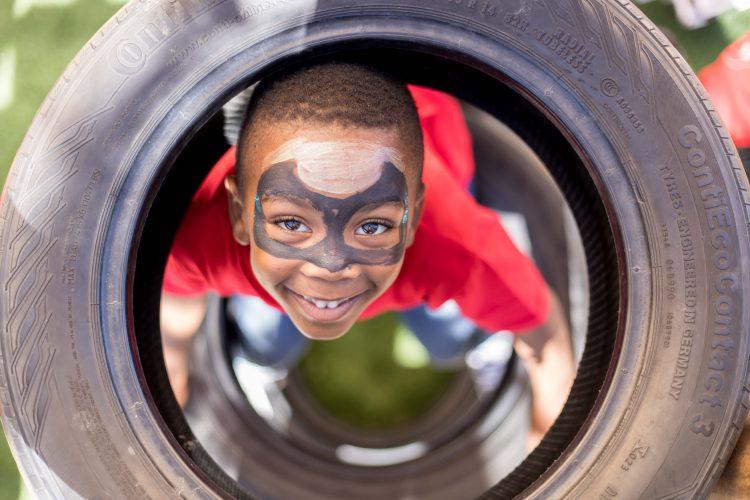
235, 61, 423, 190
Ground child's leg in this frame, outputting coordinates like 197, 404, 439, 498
226, 295, 309, 370
398, 300, 484, 367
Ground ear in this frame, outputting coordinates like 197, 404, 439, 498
406, 181, 425, 248
224, 175, 251, 246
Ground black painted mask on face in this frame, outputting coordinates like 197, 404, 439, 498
253, 161, 409, 273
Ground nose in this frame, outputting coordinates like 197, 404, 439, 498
299, 259, 360, 281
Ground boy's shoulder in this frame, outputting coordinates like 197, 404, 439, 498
164, 148, 267, 298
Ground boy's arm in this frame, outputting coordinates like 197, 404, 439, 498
160, 292, 207, 406
408, 86, 575, 449
406, 124, 574, 446
513, 290, 576, 450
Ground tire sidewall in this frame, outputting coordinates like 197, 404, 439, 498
1, 0, 748, 498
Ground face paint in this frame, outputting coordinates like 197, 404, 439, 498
253, 161, 409, 272
265, 138, 405, 195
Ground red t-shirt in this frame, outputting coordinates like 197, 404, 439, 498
699, 31, 750, 148
163, 86, 550, 332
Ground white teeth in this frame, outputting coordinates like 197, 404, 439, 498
302, 295, 347, 309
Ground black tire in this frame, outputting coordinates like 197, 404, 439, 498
1, 1, 749, 498
185, 296, 533, 500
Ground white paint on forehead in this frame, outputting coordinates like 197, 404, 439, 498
265, 137, 405, 195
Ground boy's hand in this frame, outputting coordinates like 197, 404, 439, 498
513, 291, 576, 450
160, 293, 207, 407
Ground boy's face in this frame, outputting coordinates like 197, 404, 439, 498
225, 124, 424, 340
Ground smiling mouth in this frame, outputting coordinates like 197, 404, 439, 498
288, 288, 362, 309
286, 287, 366, 322
301, 294, 357, 309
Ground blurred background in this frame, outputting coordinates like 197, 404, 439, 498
1, 0, 749, 498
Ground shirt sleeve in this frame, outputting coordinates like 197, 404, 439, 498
408, 85, 476, 187
161, 184, 216, 297
162, 246, 210, 296
413, 149, 551, 333
162, 148, 236, 297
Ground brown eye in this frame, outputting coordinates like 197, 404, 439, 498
276, 219, 311, 232
356, 222, 389, 236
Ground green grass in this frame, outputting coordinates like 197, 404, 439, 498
298, 314, 456, 429
0, 432, 20, 500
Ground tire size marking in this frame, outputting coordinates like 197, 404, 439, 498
446, 0, 497, 17
503, 11, 528, 32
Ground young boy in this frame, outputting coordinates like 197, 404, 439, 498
161, 61, 575, 447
